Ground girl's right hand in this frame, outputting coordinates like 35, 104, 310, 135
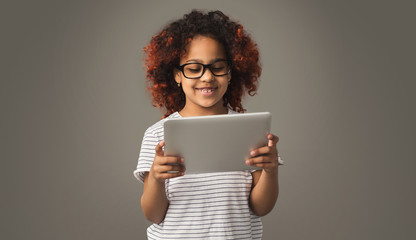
149, 140, 186, 182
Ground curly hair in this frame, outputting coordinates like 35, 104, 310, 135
143, 10, 261, 118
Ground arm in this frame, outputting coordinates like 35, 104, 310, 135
246, 134, 280, 216
141, 141, 186, 224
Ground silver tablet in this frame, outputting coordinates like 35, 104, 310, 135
164, 112, 271, 173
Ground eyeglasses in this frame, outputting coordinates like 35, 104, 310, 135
177, 60, 232, 79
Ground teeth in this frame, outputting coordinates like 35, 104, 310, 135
201, 89, 213, 93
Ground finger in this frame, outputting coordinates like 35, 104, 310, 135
246, 156, 278, 170
267, 134, 279, 147
155, 140, 165, 156
154, 164, 186, 174
156, 156, 184, 165
250, 146, 273, 157
249, 162, 277, 169
246, 156, 274, 165
157, 172, 185, 179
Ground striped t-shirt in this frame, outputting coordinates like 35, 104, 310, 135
134, 110, 263, 239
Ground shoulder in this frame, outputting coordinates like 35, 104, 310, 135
144, 112, 181, 137
228, 109, 239, 115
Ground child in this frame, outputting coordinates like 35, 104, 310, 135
134, 10, 283, 239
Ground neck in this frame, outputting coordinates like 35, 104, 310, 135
179, 106, 228, 117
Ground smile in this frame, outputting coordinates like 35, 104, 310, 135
195, 87, 217, 95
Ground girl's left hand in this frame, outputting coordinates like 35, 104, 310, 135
246, 133, 279, 173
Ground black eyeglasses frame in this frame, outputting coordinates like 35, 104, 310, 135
176, 60, 233, 79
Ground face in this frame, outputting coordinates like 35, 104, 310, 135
174, 35, 231, 116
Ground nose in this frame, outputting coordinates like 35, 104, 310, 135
200, 67, 214, 82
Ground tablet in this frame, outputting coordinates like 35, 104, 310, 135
163, 112, 271, 173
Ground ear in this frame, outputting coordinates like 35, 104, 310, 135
173, 69, 182, 85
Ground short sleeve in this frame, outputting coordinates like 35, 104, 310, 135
133, 128, 160, 183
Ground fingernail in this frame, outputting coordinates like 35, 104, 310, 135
180, 158, 184, 163
250, 151, 255, 156
245, 160, 250, 165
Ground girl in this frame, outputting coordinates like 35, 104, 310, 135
134, 10, 282, 239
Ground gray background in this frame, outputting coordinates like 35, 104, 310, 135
1, 0, 415, 239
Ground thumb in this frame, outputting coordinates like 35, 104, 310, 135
155, 140, 165, 156
268, 134, 279, 147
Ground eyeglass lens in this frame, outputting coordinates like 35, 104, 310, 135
183, 61, 230, 78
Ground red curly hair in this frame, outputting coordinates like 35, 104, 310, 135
143, 10, 261, 118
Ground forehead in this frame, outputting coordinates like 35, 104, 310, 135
181, 35, 226, 61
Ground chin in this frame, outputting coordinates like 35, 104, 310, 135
201, 102, 225, 110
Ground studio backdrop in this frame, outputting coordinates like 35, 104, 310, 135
2, 0, 415, 239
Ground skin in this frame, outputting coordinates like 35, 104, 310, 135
141, 35, 280, 223
175, 35, 231, 117
247, 133, 280, 216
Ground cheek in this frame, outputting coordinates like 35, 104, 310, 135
182, 81, 195, 90
222, 81, 230, 91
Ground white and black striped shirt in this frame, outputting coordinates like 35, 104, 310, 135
134, 111, 263, 239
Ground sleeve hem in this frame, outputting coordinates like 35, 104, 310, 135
133, 169, 149, 183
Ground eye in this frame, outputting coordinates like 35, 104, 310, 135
184, 64, 202, 73
188, 68, 201, 73
212, 66, 225, 71
211, 61, 228, 73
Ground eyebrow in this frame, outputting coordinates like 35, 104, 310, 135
185, 58, 227, 63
